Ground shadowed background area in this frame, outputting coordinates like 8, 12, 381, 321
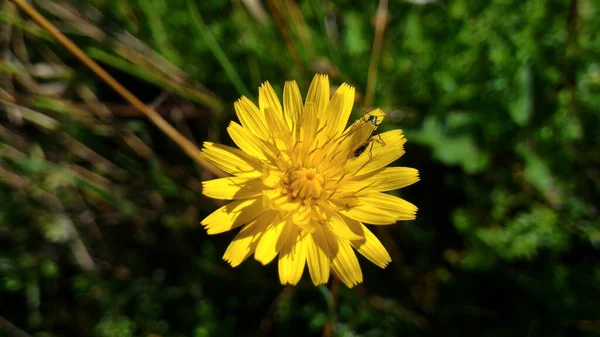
1, 0, 599, 336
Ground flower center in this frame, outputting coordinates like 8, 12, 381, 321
287, 168, 325, 200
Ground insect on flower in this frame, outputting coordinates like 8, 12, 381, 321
353, 141, 371, 157
350, 112, 387, 159
352, 132, 386, 159
367, 115, 379, 127
199, 74, 419, 288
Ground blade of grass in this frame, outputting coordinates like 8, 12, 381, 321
114, 32, 191, 85
138, 0, 181, 66
1, 99, 59, 130
0, 9, 52, 40
10, 0, 225, 178
364, 0, 388, 108
241, 0, 268, 22
0, 60, 26, 76
60, 134, 129, 180
267, 0, 304, 75
309, 0, 341, 71
186, 0, 251, 98
0, 161, 96, 271
86, 48, 222, 110
285, 1, 311, 48
1, 1, 15, 94
35, 0, 105, 41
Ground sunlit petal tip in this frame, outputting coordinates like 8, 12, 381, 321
278, 229, 307, 285
223, 254, 243, 268
396, 204, 418, 221
306, 230, 332, 285
330, 238, 363, 287
306, 74, 330, 112
259, 81, 283, 114
368, 108, 386, 117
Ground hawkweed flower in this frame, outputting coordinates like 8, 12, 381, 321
200, 74, 419, 287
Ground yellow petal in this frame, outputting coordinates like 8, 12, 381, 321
201, 198, 263, 234
331, 238, 363, 288
339, 204, 398, 225
283, 80, 302, 135
299, 102, 319, 153
305, 74, 330, 118
227, 121, 274, 161
234, 96, 269, 140
359, 192, 418, 221
254, 215, 293, 265
326, 211, 364, 240
338, 214, 365, 237
313, 84, 355, 152
223, 211, 277, 267
202, 176, 264, 200
351, 224, 391, 268
292, 204, 315, 232
200, 142, 262, 177
346, 129, 407, 176
259, 81, 283, 115
263, 188, 298, 213
278, 228, 308, 285
264, 107, 293, 149
357, 167, 420, 192
332, 180, 374, 197
323, 83, 355, 137
306, 226, 332, 285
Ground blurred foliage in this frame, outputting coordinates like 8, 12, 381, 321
1, 0, 600, 336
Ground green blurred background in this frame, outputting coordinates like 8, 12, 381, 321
1, 0, 600, 336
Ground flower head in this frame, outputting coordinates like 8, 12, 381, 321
200, 74, 419, 287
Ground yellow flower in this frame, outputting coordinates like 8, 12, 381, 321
200, 74, 419, 287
